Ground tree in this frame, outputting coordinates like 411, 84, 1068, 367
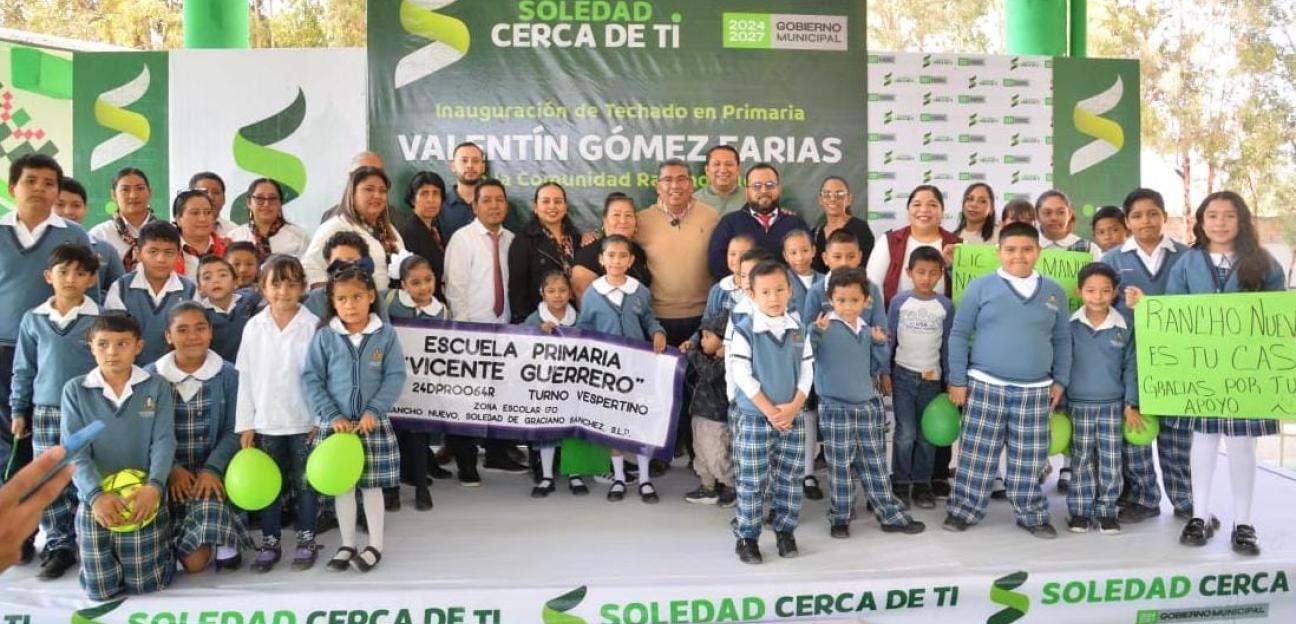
867, 1, 997, 53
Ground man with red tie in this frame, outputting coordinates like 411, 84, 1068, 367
443, 179, 528, 484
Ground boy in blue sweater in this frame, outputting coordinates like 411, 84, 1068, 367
944, 222, 1071, 539
61, 312, 177, 600
1066, 263, 1140, 536
54, 177, 125, 300
9, 243, 101, 579
196, 255, 260, 362
812, 268, 924, 538
728, 260, 813, 564
1100, 188, 1192, 525
104, 222, 196, 366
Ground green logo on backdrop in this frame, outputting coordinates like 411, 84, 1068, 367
988, 571, 1030, 624
722, 13, 771, 48
394, 0, 471, 89
229, 88, 308, 225
72, 597, 125, 623
543, 586, 589, 624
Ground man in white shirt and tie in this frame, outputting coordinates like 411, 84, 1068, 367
442, 179, 528, 483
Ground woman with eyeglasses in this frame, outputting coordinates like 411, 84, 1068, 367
302, 167, 406, 291
172, 189, 227, 277
226, 178, 309, 260
810, 176, 875, 274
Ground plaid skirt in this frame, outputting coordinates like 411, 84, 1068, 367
170, 496, 254, 557
31, 404, 63, 453
316, 417, 401, 489
1184, 416, 1278, 437
76, 499, 174, 602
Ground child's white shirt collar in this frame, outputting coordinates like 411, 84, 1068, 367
128, 270, 186, 306
794, 270, 815, 288
82, 365, 151, 409
154, 350, 224, 402
397, 289, 445, 317
33, 296, 99, 330
200, 293, 241, 315
592, 276, 640, 296
827, 311, 865, 335
537, 302, 576, 327
1071, 307, 1127, 332
1120, 234, 1177, 255
718, 275, 738, 292
996, 268, 1040, 298
0, 211, 67, 247
1041, 233, 1082, 249
330, 313, 383, 337
751, 307, 799, 338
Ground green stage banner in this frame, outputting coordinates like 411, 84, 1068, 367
1051, 57, 1140, 236
1135, 292, 1296, 419
366, 0, 867, 229
950, 244, 1091, 310
72, 51, 169, 226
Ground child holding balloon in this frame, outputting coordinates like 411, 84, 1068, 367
235, 255, 321, 572
303, 265, 407, 572
60, 312, 177, 601
148, 301, 251, 572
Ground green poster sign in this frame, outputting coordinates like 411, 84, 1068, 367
366, 0, 866, 229
72, 51, 168, 227
1135, 292, 1296, 419
1051, 57, 1140, 236
951, 244, 1091, 311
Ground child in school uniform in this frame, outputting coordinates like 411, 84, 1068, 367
8, 243, 101, 580
386, 255, 447, 510
524, 271, 592, 498
729, 260, 813, 564
944, 222, 1071, 539
783, 229, 822, 322
684, 234, 756, 351
235, 255, 322, 572
1090, 206, 1128, 254
1163, 191, 1285, 555
1036, 190, 1103, 260
52, 177, 125, 302
148, 302, 252, 572
61, 312, 177, 601
304, 231, 390, 322
1101, 189, 1192, 525
303, 266, 407, 572
684, 312, 736, 507
1065, 263, 1139, 536
887, 247, 954, 511
104, 221, 196, 366
813, 268, 925, 538
196, 255, 260, 363
224, 242, 261, 290
577, 235, 668, 503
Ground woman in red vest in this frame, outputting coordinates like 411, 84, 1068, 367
864, 184, 959, 306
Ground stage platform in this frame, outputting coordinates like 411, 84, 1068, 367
3, 455, 1295, 623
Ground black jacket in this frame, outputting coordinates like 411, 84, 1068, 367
398, 218, 446, 297
506, 217, 583, 323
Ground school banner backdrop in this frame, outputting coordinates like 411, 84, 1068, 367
0, 43, 73, 212
950, 244, 1093, 310
72, 51, 169, 226
366, 0, 868, 230
167, 49, 367, 229
1135, 292, 1296, 420
390, 319, 685, 458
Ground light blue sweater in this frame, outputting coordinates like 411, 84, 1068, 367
61, 371, 176, 502
9, 308, 98, 417
1100, 240, 1189, 325
811, 317, 889, 405
947, 273, 1072, 387
0, 220, 92, 345
302, 321, 408, 425
1067, 315, 1139, 404
577, 282, 664, 342
144, 359, 241, 475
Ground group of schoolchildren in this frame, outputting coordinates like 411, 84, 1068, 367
2, 151, 1287, 599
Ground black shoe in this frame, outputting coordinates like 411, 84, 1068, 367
931, 479, 951, 499
1017, 521, 1058, 539
36, 549, 76, 580
882, 520, 926, 534
1067, 516, 1091, 533
384, 488, 401, 511
775, 531, 798, 558
649, 459, 670, 478
531, 478, 556, 499
415, 486, 433, 510
459, 465, 482, 487
428, 463, 453, 480
1118, 503, 1160, 524
607, 480, 626, 502
990, 477, 1007, 500
1175, 510, 1221, 531
943, 514, 970, 532
1056, 467, 1072, 493
829, 523, 850, 539
1180, 518, 1211, 546
639, 482, 660, 504
1231, 524, 1260, 556
803, 476, 824, 500
569, 477, 589, 496
911, 484, 936, 509
214, 552, 243, 573
735, 538, 762, 564
483, 456, 529, 473
1097, 517, 1121, 535
684, 485, 720, 505
505, 445, 529, 467
717, 485, 736, 508
19, 539, 35, 565
894, 483, 912, 510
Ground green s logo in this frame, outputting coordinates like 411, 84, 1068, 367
90, 65, 150, 172
229, 88, 307, 225
988, 571, 1030, 624
542, 586, 588, 624
1069, 75, 1125, 175
395, 0, 471, 89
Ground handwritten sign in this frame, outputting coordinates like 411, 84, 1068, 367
951, 245, 1093, 310
1135, 292, 1296, 419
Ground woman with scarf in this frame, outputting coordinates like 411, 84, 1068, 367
226, 178, 309, 260
173, 190, 227, 277
89, 167, 158, 272
302, 167, 405, 290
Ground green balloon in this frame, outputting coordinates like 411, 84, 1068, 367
921, 393, 961, 447
225, 448, 282, 511
1049, 412, 1072, 456
307, 432, 364, 495
1124, 413, 1160, 446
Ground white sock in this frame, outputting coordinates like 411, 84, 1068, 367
803, 409, 817, 476
361, 488, 385, 552
216, 545, 238, 560
336, 490, 358, 549
1190, 432, 1221, 521
636, 454, 652, 483
612, 455, 626, 482
540, 446, 556, 480
1224, 436, 1257, 525
1062, 455, 1072, 471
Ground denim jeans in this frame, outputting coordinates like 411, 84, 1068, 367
257, 433, 317, 539
891, 367, 940, 485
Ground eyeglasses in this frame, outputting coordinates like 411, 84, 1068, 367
749, 181, 779, 191
657, 176, 692, 186
250, 195, 282, 204
819, 190, 849, 200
